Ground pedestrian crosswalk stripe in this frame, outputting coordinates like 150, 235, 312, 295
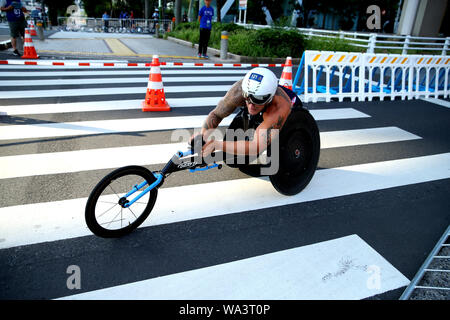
0, 76, 244, 87
0, 88, 369, 116
0, 85, 234, 99
0, 69, 250, 78
57, 235, 409, 300
420, 98, 450, 109
1, 153, 448, 250
0, 127, 420, 180
0, 115, 234, 141
0, 97, 222, 115
0, 109, 373, 141
320, 127, 421, 149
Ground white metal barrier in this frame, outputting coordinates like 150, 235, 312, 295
293, 50, 450, 103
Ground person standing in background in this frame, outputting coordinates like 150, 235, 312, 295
130, 10, 135, 30
151, 8, 159, 33
198, 0, 214, 59
0, 0, 28, 56
102, 11, 109, 32
119, 11, 124, 28
123, 11, 128, 28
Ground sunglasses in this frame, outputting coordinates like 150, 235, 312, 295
243, 91, 272, 105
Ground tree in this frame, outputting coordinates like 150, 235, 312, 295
216, 0, 223, 22
245, 0, 284, 25
82, 0, 152, 18
82, 0, 112, 17
175, 0, 181, 24
42, 0, 75, 25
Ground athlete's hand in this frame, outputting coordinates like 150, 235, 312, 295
189, 133, 204, 151
202, 140, 216, 157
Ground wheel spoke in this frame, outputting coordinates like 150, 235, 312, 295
99, 218, 125, 226
105, 208, 123, 228
108, 184, 121, 199
127, 206, 138, 219
96, 202, 119, 219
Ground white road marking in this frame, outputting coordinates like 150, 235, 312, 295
0, 152, 448, 250
0, 115, 234, 141
0, 97, 222, 115
0, 69, 249, 77
0, 85, 233, 99
321, 127, 421, 149
0, 110, 377, 141
0, 127, 420, 179
57, 234, 410, 300
0, 76, 243, 87
420, 98, 450, 109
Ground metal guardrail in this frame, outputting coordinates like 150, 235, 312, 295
57, 17, 174, 34
400, 225, 450, 300
237, 23, 450, 55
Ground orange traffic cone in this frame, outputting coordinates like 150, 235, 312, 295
29, 21, 37, 36
21, 29, 39, 59
279, 56, 293, 90
142, 55, 170, 112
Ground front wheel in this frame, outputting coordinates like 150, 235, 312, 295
85, 166, 158, 238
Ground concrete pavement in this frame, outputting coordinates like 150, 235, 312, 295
0, 27, 224, 62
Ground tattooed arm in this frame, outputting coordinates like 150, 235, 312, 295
211, 87, 291, 156
215, 111, 287, 156
201, 80, 245, 139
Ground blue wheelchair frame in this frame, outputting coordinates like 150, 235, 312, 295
120, 149, 221, 208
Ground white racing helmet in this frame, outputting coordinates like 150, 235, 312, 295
241, 67, 278, 105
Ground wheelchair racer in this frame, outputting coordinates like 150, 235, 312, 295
194, 67, 304, 158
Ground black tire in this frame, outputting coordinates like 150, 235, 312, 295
269, 109, 320, 196
85, 166, 158, 238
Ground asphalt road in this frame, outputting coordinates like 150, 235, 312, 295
0, 61, 449, 300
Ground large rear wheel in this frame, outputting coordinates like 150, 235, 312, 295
269, 109, 320, 195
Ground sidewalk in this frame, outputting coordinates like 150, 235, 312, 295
0, 23, 11, 49
0, 29, 226, 63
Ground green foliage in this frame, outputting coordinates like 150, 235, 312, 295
171, 21, 415, 58
82, 0, 149, 18
214, 22, 245, 33
168, 22, 305, 58
246, 0, 285, 25
245, 27, 305, 58
174, 21, 199, 32
82, 0, 112, 17
271, 16, 292, 28
304, 36, 365, 53
44, 0, 75, 25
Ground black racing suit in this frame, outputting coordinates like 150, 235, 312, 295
223, 85, 305, 172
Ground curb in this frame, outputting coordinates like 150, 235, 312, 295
166, 36, 302, 64
167, 36, 240, 62
0, 39, 11, 50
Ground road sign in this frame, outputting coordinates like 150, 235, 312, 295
239, 0, 248, 10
